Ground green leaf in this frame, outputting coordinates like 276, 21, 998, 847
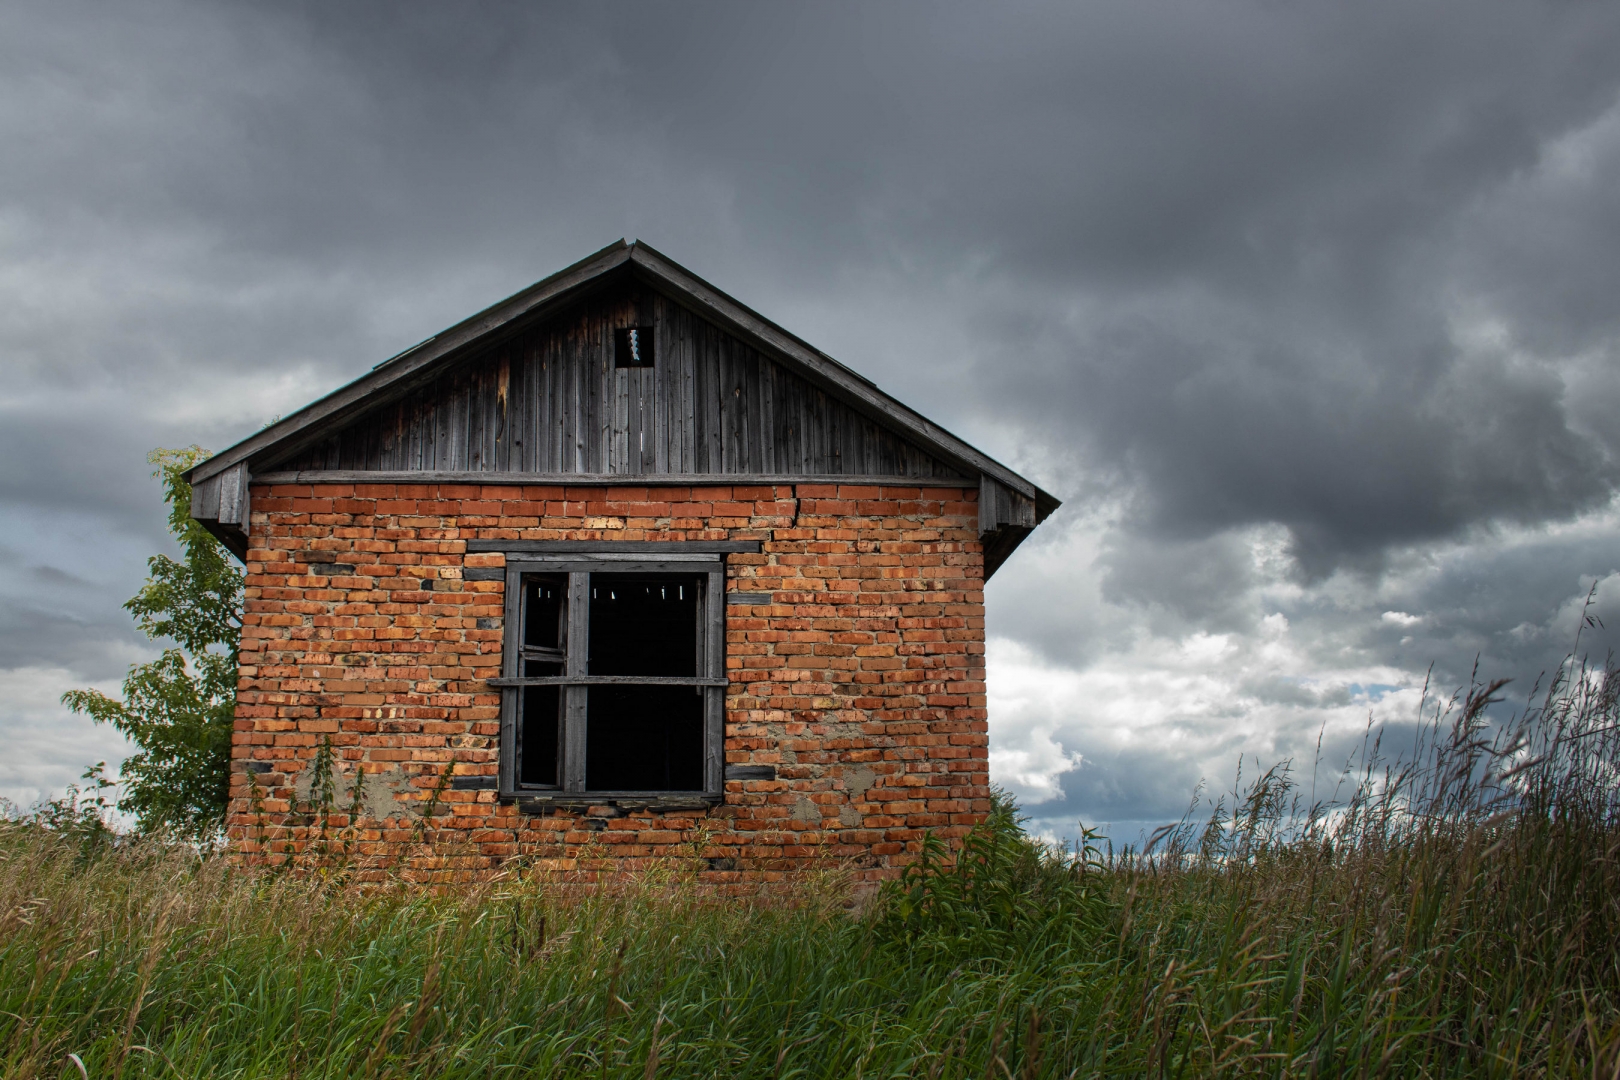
60, 447, 240, 839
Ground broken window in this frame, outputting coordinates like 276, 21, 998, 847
613, 326, 655, 368
496, 556, 724, 799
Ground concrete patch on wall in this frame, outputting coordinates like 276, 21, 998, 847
293, 764, 417, 821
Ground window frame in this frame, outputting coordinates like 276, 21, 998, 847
486, 544, 751, 805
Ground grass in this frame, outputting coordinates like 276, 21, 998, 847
4, 649, 1618, 1077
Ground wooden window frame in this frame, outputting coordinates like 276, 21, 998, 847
486, 543, 755, 808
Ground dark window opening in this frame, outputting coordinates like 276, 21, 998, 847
589, 574, 700, 677
524, 576, 565, 651
586, 685, 703, 791
614, 326, 655, 368
520, 685, 560, 786
505, 565, 719, 797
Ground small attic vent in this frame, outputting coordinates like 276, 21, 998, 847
614, 326, 655, 368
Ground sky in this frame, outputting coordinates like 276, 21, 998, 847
3, 1, 1619, 841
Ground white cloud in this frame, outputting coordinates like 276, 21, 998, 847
0, 665, 133, 810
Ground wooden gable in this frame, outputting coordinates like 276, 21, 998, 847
274, 279, 971, 482
187, 241, 1058, 577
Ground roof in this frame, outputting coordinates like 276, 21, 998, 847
184, 240, 1058, 574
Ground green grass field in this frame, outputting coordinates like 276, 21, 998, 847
5, 661, 1617, 1078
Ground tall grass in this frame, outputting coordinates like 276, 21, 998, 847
3, 648, 1617, 1077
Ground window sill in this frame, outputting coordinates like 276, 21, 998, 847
506, 793, 722, 814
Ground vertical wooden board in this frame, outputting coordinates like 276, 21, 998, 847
745, 346, 765, 472
564, 571, 589, 793
631, 367, 653, 473
434, 375, 452, 471
591, 309, 609, 474
687, 315, 703, 473
566, 324, 583, 473
499, 566, 523, 796
611, 367, 628, 474
716, 333, 732, 472
455, 376, 472, 471
533, 338, 547, 473
495, 353, 511, 471
536, 334, 552, 473
509, 346, 528, 472
534, 336, 550, 474
758, 353, 777, 473
539, 336, 555, 474
441, 375, 457, 471
790, 380, 810, 472
705, 324, 723, 472
705, 567, 725, 793
979, 475, 1002, 536
727, 340, 746, 472
551, 329, 566, 473
680, 305, 696, 472
774, 367, 796, 473
415, 393, 431, 470
652, 296, 670, 474
467, 365, 487, 471
375, 402, 394, 470
784, 380, 799, 474
830, 390, 848, 474
425, 386, 442, 471
221, 467, 242, 519
808, 385, 827, 473
475, 364, 493, 471
190, 473, 221, 521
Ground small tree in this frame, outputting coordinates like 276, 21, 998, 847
62, 447, 243, 838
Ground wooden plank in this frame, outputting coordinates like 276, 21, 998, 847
493, 560, 730, 575
470, 540, 760, 553
190, 473, 221, 521
612, 367, 629, 473
636, 367, 656, 473
215, 463, 245, 526
487, 676, 729, 687
980, 475, 1005, 537
256, 469, 972, 486
564, 572, 589, 794
704, 567, 725, 794
593, 303, 611, 474
498, 564, 522, 797
679, 303, 696, 471
514, 794, 720, 812
758, 352, 777, 473
653, 298, 670, 475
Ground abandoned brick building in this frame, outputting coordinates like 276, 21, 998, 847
185, 240, 1058, 883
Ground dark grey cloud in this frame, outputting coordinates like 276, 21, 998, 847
2, 0, 1619, 825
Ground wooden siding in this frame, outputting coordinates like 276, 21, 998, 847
273, 287, 968, 481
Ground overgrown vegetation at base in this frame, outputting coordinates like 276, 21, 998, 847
5, 653, 1618, 1077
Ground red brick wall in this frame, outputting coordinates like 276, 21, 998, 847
232, 481, 988, 885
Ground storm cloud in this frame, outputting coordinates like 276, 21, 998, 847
3, 0, 1618, 834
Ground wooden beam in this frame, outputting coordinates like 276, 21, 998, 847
469, 539, 760, 554
251, 470, 974, 487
